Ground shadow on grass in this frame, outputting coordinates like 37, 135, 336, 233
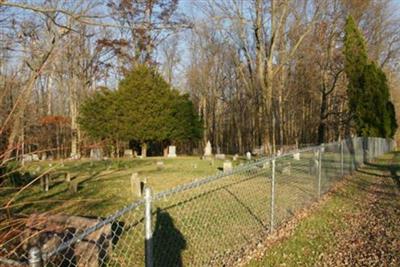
153, 208, 186, 267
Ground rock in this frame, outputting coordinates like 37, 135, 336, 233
23, 213, 114, 267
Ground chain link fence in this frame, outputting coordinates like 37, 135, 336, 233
1, 137, 395, 267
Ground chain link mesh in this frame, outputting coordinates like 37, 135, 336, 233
1, 137, 395, 267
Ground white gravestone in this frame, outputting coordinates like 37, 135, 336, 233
223, 160, 233, 173
293, 152, 300, 160
167, 146, 177, 158
124, 149, 133, 158
233, 154, 239, 161
204, 141, 212, 157
246, 152, 252, 160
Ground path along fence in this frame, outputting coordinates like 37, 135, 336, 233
5, 137, 396, 267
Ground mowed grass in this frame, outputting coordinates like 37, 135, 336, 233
2, 150, 356, 266
1, 156, 245, 217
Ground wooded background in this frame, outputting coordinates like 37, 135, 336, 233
1, 0, 400, 162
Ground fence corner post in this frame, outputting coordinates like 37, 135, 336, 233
270, 159, 276, 234
144, 187, 154, 267
28, 247, 42, 267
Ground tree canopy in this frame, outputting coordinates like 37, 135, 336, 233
78, 65, 202, 156
344, 16, 397, 138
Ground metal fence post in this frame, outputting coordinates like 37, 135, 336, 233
318, 145, 323, 198
144, 187, 154, 267
28, 247, 42, 267
340, 140, 344, 177
270, 159, 276, 233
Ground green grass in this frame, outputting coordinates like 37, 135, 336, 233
1, 156, 247, 217
246, 152, 398, 267
1, 151, 360, 266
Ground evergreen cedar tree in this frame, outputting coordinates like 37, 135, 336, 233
78, 65, 202, 155
344, 16, 397, 138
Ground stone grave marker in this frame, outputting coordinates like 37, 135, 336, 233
204, 141, 212, 157
22, 154, 32, 162
156, 161, 164, 170
32, 154, 39, 161
233, 154, 239, 161
167, 146, 177, 158
90, 148, 103, 161
246, 151, 252, 160
263, 161, 270, 169
282, 163, 291, 175
124, 149, 133, 158
223, 160, 233, 173
215, 154, 225, 160
69, 181, 78, 193
65, 172, 71, 182
130, 173, 141, 197
293, 152, 301, 160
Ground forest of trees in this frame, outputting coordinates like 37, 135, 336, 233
1, 0, 400, 163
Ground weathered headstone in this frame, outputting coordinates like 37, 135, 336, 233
65, 173, 71, 182
215, 154, 225, 160
90, 148, 103, 161
233, 154, 239, 161
41, 154, 47, 161
277, 149, 282, 156
32, 154, 40, 161
246, 151, 252, 160
204, 141, 212, 157
293, 152, 300, 160
263, 161, 270, 169
156, 161, 164, 170
22, 154, 32, 162
223, 160, 233, 173
167, 146, 177, 158
124, 149, 133, 158
130, 173, 141, 197
41, 174, 50, 192
69, 181, 78, 193
70, 153, 80, 160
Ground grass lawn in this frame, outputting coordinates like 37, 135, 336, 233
246, 152, 400, 267
1, 156, 246, 217
1, 149, 361, 266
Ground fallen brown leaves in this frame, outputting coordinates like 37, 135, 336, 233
318, 163, 400, 267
